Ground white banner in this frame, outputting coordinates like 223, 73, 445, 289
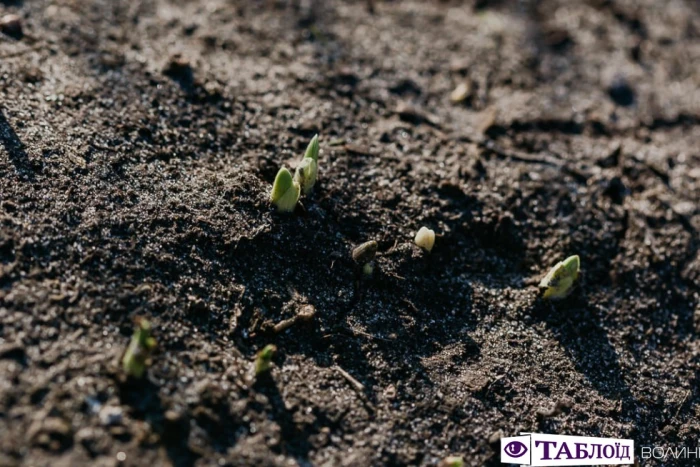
501, 433, 634, 466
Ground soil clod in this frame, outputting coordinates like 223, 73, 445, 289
0, 14, 23, 39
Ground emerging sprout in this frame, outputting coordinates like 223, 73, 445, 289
304, 134, 320, 162
362, 262, 374, 276
122, 318, 157, 379
352, 240, 378, 265
294, 134, 320, 194
254, 344, 277, 376
439, 456, 464, 467
414, 227, 435, 252
294, 157, 318, 195
539, 255, 580, 300
270, 168, 300, 213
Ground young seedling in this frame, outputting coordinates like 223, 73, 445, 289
294, 157, 318, 195
539, 255, 580, 300
122, 318, 157, 379
270, 167, 300, 213
439, 456, 464, 467
294, 134, 320, 195
414, 226, 435, 252
304, 134, 319, 162
254, 344, 277, 376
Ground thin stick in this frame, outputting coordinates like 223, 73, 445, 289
333, 365, 364, 392
672, 390, 690, 422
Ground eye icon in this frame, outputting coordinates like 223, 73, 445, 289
504, 441, 528, 458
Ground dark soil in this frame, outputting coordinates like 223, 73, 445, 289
1, 0, 700, 466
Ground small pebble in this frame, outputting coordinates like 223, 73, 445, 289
489, 429, 504, 445
352, 241, 378, 264
608, 76, 635, 107
414, 227, 435, 252
163, 53, 194, 85
0, 14, 23, 39
164, 410, 182, 423
98, 406, 123, 426
450, 81, 471, 104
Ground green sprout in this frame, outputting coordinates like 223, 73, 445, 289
254, 344, 277, 376
294, 134, 320, 195
122, 318, 157, 379
294, 157, 318, 195
270, 167, 300, 213
304, 134, 319, 162
539, 255, 580, 300
439, 456, 464, 467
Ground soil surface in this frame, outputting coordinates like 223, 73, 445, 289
1, 0, 700, 466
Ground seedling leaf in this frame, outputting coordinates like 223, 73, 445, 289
539, 255, 580, 300
255, 344, 277, 376
122, 318, 157, 379
294, 157, 318, 195
303, 134, 319, 162
270, 167, 300, 212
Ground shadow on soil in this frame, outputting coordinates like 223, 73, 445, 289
118, 378, 200, 467
0, 109, 35, 180
529, 294, 645, 437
